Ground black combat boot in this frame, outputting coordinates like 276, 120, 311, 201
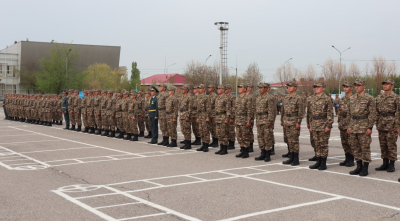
39, 121, 43, 125
64, 125, 70, 130
349, 161, 363, 175
76, 125, 81, 132
101, 130, 107, 136
255, 149, 266, 161
180, 140, 188, 149
168, 139, 177, 148
196, 142, 205, 151
215, 144, 223, 154
282, 146, 290, 158
70, 125, 76, 130
241, 147, 249, 158
227, 140, 236, 150
116, 128, 120, 133
95, 129, 102, 135
375, 158, 389, 171
346, 154, 355, 167
191, 137, 201, 145
163, 137, 170, 146
308, 152, 317, 161
291, 153, 300, 166
203, 143, 209, 152
249, 142, 254, 152
184, 140, 192, 150
339, 153, 349, 166
35, 120, 39, 124
318, 157, 327, 170
236, 147, 244, 158
264, 150, 271, 162
158, 136, 166, 145
139, 131, 144, 137
131, 134, 139, 141
219, 145, 228, 155
124, 133, 132, 140
359, 162, 369, 176
88, 127, 94, 134
83, 127, 89, 133
270, 145, 275, 155
145, 132, 152, 138
117, 132, 124, 139
309, 157, 321, 169
387, 160, 395, 172
180, 140, 185, 144
282, 152, 294, 165
211, 138, 219, 147
48, 121, 52, 127
108, 131, 115, 138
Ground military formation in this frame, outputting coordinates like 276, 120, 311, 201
3, 78, 400, 180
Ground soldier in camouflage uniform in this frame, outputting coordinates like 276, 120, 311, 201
137, 91, 146, 137
129, 91, 139, 141
234, 83, 252, 158
225, 84, 236, 150
166, 86, 179, 147
375, 79, 400, 173
81, 90, 89, 132
106, 91, 117, 137
144, 91, 152, 138
207, 84, 219, 147
214, 85, 231, 155
115, 93, 125, 139
68, 89, 76, 130
94, 90, 103, 135
246, 84, 256, 152
196, 84, 211, 152
338, 81, 355, 167
121, 91, 131, 140
348, 79, 376, 177
100, 91, 110, 136
308, 82, 334, 170
281, 81, 304, 166
334, 94, 340, 116
179, 85, 192, 149
57, 94, 63, 125
254, 83, 275, 162
73, 90, 82, 131
87, 90, 95, 133
157, 84, 169, 145
306, 88, 317, 161
190, 86, 201, 145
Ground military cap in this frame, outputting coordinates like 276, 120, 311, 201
168, 86, 176, 91
74, 90, 79, 93
354, 79, 366, 86
114, 89, 120, 93
150, 86, 159, 92
287, 80, 298, 87
207, 84, 215, 88
382, 79, 395, 85
312, 81, 327, 88
342, 81, 353, 87
107, 90, 113, 94
181, 84, 189, 90
145, 90, 151, 94
102, 90, 107, 93
96, 89, 101, 92
188, 84, 194, 90
138, 91, 143, 95
117, 93, 122, 97
198, 84, 205, 89
130, 90, 137, 96
62, 90, 67, 94
88, 90, 93, 94
159, 83, 167, 88
246, 83, 253, 88
257, 82, 264, 88
121, 89, 127, 94
58, 94, 62, 97
264, 83, 271, 88
68, 89, 74, 92
237, 83, 246, 88
123, 91, 129, 95
217, 84, 225, 89
225, 84, 232, 89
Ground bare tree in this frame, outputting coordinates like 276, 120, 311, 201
274, 61, 300, 91
298, 64, 318, 94
346, 62, 361, 81
242, 62, 263, 89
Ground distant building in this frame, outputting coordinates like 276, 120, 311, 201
0, 41, 120, 99
140, 73, 186, 92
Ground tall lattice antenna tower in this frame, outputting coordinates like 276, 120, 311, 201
214, 22, 229, 84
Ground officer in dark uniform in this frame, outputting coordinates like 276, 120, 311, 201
148, 86, 159, 144
62, 91, 70, 130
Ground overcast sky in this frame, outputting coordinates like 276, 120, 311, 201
3, 0, 400, 82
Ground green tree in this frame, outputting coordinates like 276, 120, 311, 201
82, 63, 122, 90
130, 62, 141, 91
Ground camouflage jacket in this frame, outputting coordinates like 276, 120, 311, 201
189, 94, 197, 118
101, 96, 108, 114
306, 95, 315, 126
246, 93, 256, 120
376, 91, 400, 131
214, 94, 231, 124
134, 98, 145, 116
334, 97, 340, 105
121, 98, 129, 113
94, 95, 102, 113
57, 99, 63, 112
106, 97, 116, 115
208, 93, 218, 118
348, 92, 376, 133
226, 93, 236, 120
68, 95, 75, 112
81, 97, 88, 114
281, 93, 304, 127
166, 95, 178, 119
234, 94, 251, 126
128, 99, 135, 116
87, 96, 94, 114
338, 95, 351, 130
197, 94, 209, 119
157, 91, 168, 111
179, 94, 191, 119
73, 96, 82, 112
308, 94, 334, 131
115, 99, 123, 117
144, 98, 150, 117
255, 93, 275, 126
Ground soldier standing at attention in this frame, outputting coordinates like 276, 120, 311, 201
136, 91, 146, 137
207, 84, 218, 147
306, 87, 317, 161
129, 91, 139, 141
348, 79, 376, 176
190, 86, 201, 145
308, 82, 334, 170
62, 91, 69, 129
245, 84, 256, 152
179, 85, 192, 150
73, 90, 82, 131
87, 90, 95, 134
115, 93, 125, 139
94, 90, 103, 135
165, 86, 179, 147
375, 79, 400, 173
81, 90, 89, 133
157, 84, 169, 145
101, 91, 110, 136
334, 94, 340, 116
144, 91, 152, 138
254, 83, 275, 162
225, 84, 236, 150
106, 91, 116, 137
281, 81, 304, 166
234, 83, 252, 159
196, 84, 211, 152
57, 94, 63, 125
121, 91, 131, 140
148, 86, 159, 144
338, 82, 355, 167
68, 89, 75, 130
214, 85, 231, 155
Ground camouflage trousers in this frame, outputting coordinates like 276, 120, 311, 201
236, 125, 250, 148
246, 121, 255, 143
216, 122, 228, 145
82, 112, 88, 128
283, 126, 288, 144
228, 122, 235, 141
75, 111, 82, 126
340, 129, 352, 154
309, 130, 315, 151
190, 115, 200, 137
167, 117, 177, 140
52, 109, 57, 121
127, 114, 139, 135
378, 130, 398, 161
286, 125, 300, 153
159, 111, 169, 137
313, 130, 330, 158
69, 111, 75, 126
88, 113, 95, 127
137, 115, 145, 132
108, 115, 116, 131
198, 113, 210, 144
116, 115, 125, 132
180, 118, 191, 140
207, 117, 216, 139
334, 107, 338, 116
257, 124, 273, 151
349, 133, 371, 163
95, 110, 102, 128
45, 110, 51, 122
145, 115, 151, 132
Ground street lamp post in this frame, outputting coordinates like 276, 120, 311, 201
231, 66, 238, 96
205, 55, 212, 65
332, 45, 351, 95
66, 48, 72, 88
165, 63, 176, 75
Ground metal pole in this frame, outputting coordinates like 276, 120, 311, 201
235, 67, 238, 96
205, 55, 211, 64
219, 30, 223, 85
332, 46, 351, 95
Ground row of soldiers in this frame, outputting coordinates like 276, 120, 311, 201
4, 93, 63, 126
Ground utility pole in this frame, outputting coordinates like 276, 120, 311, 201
332, 45, 351, 95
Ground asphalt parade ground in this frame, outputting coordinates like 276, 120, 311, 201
1, 111, 400, 221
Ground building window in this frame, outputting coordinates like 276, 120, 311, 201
7, 65, 12, 77
0, 65, 2, 76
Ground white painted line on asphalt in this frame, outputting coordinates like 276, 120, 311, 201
74, 192, 120, 200
118, 213, 166, 220
0, 145, 50, 168
0, 134, 36, 137
18, 146, 97, 154
142, 180, 165, 187
186, 175, 208, 181
218, 196, 343, 221
0, 140, 61, 145
94, 202, 141, 209
52, 190, 118, 221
